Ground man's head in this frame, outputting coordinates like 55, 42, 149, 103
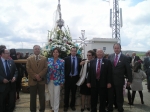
0, 49, 10, 59
126, 53, 130, 57
96, 49, 104, 59
26, 52, 29, 54
113, 43, 121, 54
70, 47, 77, 56
0, 45, 6, 51
132, 52, 136, 57
147, 50, 150, 56
33, 45, 40, 55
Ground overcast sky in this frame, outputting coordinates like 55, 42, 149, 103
0, 0, 150, 51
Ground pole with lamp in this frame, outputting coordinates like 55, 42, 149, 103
79, 30, 87, 58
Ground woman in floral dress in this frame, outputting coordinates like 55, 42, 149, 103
47, 48, 65, 112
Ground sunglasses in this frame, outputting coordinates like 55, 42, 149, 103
87, 55, 91, 56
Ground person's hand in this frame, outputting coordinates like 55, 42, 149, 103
127, 82, 131, 87
11, 77, 16, 82
80, 61, 85, 65
35, 75, 42, 81
87, 83, 91, 88
3, 79, 9, 84
107, 83, 111, 88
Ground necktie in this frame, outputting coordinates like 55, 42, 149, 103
36, 55, 38, 60
114, 55, 118, 66
71, 58, 75, 75
96, 59, 101, 79
5, 60, 11, 80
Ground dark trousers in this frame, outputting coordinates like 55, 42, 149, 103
64, 76, 78, 108
30, 84, 45, 112
146, 69, 150, 91
91, 81, 107, 112
131, 91, 144, 104
0, 83, 16, 112
109, 86, 124, 112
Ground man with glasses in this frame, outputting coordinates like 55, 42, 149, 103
0, 48, 18, 112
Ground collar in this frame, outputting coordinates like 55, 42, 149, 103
1, 57, 7, 62
71, 55, 76, 59
34, 54, 40, 60
97, 58, 102, 61
115, 52, 121, 57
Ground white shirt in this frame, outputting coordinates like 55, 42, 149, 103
96, 58, 102, 72
115, 52, 121, 64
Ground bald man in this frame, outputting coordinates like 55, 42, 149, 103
87, 49, 112, 112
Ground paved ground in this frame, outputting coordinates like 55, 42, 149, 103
14, 82, 150, 112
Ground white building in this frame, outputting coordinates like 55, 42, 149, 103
83, 38, 118, 58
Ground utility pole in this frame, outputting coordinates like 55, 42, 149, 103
104, 0, 123, 43
110, 0, 123, 43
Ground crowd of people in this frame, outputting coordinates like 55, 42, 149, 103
0, 44, 150, 112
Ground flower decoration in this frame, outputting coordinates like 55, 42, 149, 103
42, 26, 82, 59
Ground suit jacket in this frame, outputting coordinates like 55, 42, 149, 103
143, 57, 150, 75
108, 53, 132, 86
26, 55, 48, 86
64, 56, 81, 85
133, 56, 141, 63
87, 58, 112, 88
127, 56, 132, 63
0, 58, 18, 93
47, 58, 65, 86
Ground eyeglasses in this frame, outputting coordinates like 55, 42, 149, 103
4, 53, 10, 54
87, 55, 91, 56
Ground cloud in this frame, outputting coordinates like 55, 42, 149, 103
0, 0, 149, 52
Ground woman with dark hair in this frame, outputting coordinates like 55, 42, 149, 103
76, 50, 95, 112
46, 48, 65, 112
15, 52, 24, 99
131, 61, 146, 105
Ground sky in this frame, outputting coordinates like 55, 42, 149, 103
0, 0, 150, 52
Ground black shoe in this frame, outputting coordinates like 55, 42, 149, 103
64, 107, 68, 112
128, 102, 133, 105
141, 101, 144, 104
114, 106, 118, 109
70, 107, 76, 111
81, 108, 84, 112
87, 108, 90, 111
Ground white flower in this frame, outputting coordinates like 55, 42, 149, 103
61, 47, 66, 51
63, 37, 67, 42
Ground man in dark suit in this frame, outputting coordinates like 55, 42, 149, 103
143, 50, 150, 92
126, 53, 132, 63
0, 48, 18, 112
108, 43, 132, 112
64, 47, 81, 111
131, 52, 141, 67
87, 49, 112, 112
